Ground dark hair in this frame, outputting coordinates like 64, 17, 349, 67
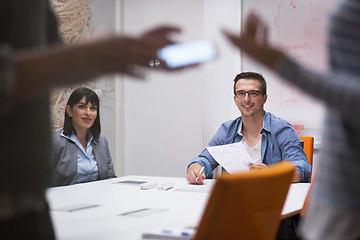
63, 87, 101, 139
233, 72, 267, 95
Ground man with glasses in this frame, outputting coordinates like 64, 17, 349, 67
186, 72, 311, 184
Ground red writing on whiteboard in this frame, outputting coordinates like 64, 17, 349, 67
278, 42, 312, 52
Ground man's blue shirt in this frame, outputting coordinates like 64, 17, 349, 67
189, 111, 311, 182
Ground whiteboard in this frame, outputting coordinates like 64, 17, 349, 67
241, 0, 339, 131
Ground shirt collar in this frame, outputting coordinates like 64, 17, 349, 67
238, 121, 244, 136
60, 129, 94, 145
237, 111, 271, 135
262, 111, 271, 133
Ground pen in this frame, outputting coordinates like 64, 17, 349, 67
196, 167, 205, 182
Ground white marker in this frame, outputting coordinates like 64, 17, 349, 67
139, 181, 158, 190
158, 182, 175, 191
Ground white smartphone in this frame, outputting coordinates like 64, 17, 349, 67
157, 39, 217, 69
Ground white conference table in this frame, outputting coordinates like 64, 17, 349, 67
46, 175, 310, 240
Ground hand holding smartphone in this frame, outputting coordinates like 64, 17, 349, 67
157, 39, 217, 69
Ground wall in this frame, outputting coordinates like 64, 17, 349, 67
121, 0, 241, 177
241, 0, 340, 178
91, 0, 118, 171
241, 0, 339, 141
91, 0, 338, 179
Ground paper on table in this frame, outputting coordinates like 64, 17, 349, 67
52, 203, 100, 212
206, 142, 252, 173
119, 208, 169, 217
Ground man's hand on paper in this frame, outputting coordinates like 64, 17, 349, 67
249, 163, 268, 170
186, 163, 206, 185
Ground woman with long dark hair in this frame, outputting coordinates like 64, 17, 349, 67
52, 87, 116, 186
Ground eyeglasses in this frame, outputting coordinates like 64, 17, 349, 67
234, 90, 263, 98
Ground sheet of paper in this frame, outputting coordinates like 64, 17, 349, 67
52, 203, 100, 212
206, 142, 252, 173
119, 208, 169, 217
174, 181, 215, 193
114, 180, 147, 185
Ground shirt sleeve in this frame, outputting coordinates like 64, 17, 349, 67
275, 122, 311, 182
103, 136, 116, 178
188, 123, 230, 177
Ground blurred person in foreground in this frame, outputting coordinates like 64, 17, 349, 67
223, 1, 360, 239
0, 0, 182, 239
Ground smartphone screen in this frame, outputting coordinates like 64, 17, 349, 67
157, 39, 217, 69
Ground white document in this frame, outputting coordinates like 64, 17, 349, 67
52, 203, 100, 212
206, 142, 252, 173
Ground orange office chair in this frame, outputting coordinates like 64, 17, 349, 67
194, 162, 295, 240
299, 136, 314, 181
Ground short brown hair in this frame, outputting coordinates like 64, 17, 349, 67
233, 72, 267, 95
